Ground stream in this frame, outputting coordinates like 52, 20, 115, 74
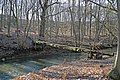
0, 46, 117, 80
0, 52, 82, 80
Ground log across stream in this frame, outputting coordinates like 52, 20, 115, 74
35, 41, 115, 59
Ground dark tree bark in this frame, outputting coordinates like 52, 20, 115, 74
39, 0, 59, 39
108, 0, 120, 79
39, 0, 49, 39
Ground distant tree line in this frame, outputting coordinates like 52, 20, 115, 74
0, 0, 118, 48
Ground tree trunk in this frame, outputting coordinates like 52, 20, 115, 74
20, 0, 23, 31
8, 0, 12, 36
0, 3, 4, 31
84, 0, 87, 36
94, 0, 100, 42
39, 0, 49, 39
69, 0, 77, 46
39, 10, 46, 38
49, 3, 53, 40
89, 2, 92, 40
108, 0, 120, 79
78, 0, 81, 46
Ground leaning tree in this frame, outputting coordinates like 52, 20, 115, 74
108, 0, 120, 79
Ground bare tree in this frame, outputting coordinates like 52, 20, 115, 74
0, 0, 5, 31
108, 0, 120, 79
7, 0, 12, 36
68, 0, 77, 46
89, 2, 92, 40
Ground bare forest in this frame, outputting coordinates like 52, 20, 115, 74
0, 0, 120, 80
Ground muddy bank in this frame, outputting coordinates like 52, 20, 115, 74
0, 44, 75, 62
0, 34, 81, 62
0, 33, 45, 61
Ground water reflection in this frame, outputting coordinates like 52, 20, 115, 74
0, 53, 81, 80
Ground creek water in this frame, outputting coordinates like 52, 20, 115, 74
0, 46, 117, 80
0, 52, 82, 80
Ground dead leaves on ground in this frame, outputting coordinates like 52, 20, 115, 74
15, 62, 113, 80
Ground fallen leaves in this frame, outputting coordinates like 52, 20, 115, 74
15, 60, 113, 80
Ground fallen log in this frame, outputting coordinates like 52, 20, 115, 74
35, 41, 114, 59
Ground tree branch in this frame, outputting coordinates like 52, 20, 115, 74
0, 0, 3, 4
88, 0, 118, 12
47, 2, 61, 8
26, 2, 36, 15
39, 0, 44, 9
107, 0, 117, 11
45, 6, 71, 18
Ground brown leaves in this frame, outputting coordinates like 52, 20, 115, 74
15, 72, 42, 80
15, 72, 63, 80
15, 62, 113, 80
41, 62, 112, 79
